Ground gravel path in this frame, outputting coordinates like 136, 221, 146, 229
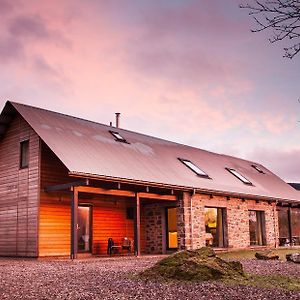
0, 256, 299, 300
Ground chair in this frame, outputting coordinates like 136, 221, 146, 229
121, 237, 132, 253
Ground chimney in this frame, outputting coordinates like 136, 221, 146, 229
115, 112, 120, 128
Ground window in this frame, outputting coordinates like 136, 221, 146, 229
226, 168, 252, 185
126, 207, 134, 220
166, 207, 178, 249
178, 158, 209, 177
109, 130, 128, 143
205, 207, 227, 247
249, 210, 266, 246
20, 140, 29, 169
291, 208, 300, 246
252, 164, 265, 174
277, 207, 300, 246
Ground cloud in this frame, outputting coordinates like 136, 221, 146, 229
0, 36, 23, 62
8, 14, 71, 47
249, 148, 300, 181
0, 0, 14, 15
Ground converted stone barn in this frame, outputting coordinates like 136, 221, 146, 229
0, 101, 299, 258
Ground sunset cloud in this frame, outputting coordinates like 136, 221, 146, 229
0, 0, 299, 181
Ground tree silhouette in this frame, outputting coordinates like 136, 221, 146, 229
240, 1, 300, 58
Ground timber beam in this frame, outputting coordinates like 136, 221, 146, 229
44, 179, 89, 192
76, 186, 177, 201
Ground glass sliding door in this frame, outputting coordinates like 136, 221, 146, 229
291, 208, 300, 246
277, 207, 300, 246
166, 207, 178, 249
78, 206, 92, 252
205, 207, 226, 247
277, 208, 290, 246
249, 210, 266, 246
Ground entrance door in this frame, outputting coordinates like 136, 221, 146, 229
166, 207, 178, 249
78, 206, 92, 252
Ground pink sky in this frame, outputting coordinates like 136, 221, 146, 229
0, 0, 299, 182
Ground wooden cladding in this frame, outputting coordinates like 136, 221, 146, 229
0, 114, 40, 257
38, 195, 146, 256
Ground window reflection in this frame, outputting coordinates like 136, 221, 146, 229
205, 207, 226, 247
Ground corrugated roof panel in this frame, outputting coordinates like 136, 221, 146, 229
2, 101, 299, 202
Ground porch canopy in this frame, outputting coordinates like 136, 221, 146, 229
45, 179, 177, 259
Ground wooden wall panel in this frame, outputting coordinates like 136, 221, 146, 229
39, 142, 147, 256
0, 115, 40, 257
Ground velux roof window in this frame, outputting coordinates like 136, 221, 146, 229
251, 164, 265, 174
109, 130, 128, 143
226, 168, 252, 185
179, 158, 209, 178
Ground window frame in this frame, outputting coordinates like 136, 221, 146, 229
226, 167, 253, 185
204, 206, 228, 248
109, 130, 129, 143
249, 210, 266, 246
251, 164, 265, 174
19, 140, 29, 169
178, 158, 210, 178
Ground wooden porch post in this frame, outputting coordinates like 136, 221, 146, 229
134, 193, 141, 256
71, 187, 78, 259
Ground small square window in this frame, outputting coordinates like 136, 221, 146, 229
251, 164, 265, 174
126, 207, 134, 220
178, 158, 209, 178
226, 167, 252, 185
109, 130, 128, 143
20, 140, 29, 169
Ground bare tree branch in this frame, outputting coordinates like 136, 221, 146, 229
240, 0, 300, 58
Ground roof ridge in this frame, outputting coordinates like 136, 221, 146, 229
9, 100, 262, 166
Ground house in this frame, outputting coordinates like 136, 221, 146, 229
0, 101, 299, 258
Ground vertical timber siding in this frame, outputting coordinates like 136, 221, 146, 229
0, 115, 40, 257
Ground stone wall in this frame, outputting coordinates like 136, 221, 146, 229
144, 204, 164, 254
177, 193, 278, 250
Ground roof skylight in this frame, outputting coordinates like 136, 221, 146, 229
179, 158, 209, 178
109, 130, 128, 143
251, 164, 265, 174
226, 168, 252, 185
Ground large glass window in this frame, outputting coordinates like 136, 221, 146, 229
249, 210, 266, 246
78, 206, 91, 252
205, 207, 226, 247
166, 207, 178, 249
291, 208, 300, 246
278, 208, 290, 246
277, 207, 300, 246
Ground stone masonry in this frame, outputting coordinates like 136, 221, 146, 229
177, 192, 278, 251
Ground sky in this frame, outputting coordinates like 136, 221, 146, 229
0, 0, 299, 182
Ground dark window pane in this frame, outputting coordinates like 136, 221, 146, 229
20, 140, 29, 168
277, 208, 290, 246
249, 210, 266, 246
291, 208, 300, 245
126, 207, 134, 220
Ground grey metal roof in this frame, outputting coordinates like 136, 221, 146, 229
2, 101, 299, 202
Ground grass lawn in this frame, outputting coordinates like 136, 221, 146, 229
217, 248, 300, 291
218, 247, 300, 260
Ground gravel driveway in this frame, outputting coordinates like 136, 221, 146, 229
0, 256, 299, 300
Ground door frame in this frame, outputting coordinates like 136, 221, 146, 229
78, 204, 93, 253
165, 206, 178, 250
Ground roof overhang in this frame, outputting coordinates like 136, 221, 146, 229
69, 171, 300, 204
